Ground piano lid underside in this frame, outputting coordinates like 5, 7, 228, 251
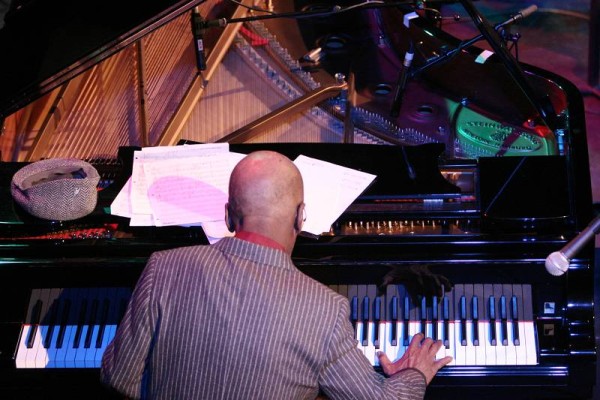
0, 0, 568, 162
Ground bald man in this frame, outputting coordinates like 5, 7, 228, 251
101, 151, 451, 399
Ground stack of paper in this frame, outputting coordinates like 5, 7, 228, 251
110, 144, 376, 242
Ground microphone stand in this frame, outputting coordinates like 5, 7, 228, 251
201, 1, 418, 29
456, 0, 557, 130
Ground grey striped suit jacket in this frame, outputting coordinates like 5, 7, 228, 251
100, 237, 426, 399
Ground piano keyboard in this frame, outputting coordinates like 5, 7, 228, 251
15, 283, 537, 369
15, 287, 131, 369
331, 283, 538, 367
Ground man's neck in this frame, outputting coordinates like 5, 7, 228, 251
235, 230, 287, 253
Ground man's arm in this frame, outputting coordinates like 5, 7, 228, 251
100, 254, 160, 399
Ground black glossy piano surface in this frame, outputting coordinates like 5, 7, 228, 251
0, 140, 596, 399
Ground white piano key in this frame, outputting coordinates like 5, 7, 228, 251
435, 320, 446, 360
464, 320, 477, 365
505, 321, 518, 365
56, 325, 77, 368
45, 322, 62, 368
424, 320, 434, 339
362, 285, 381, 366
84, 324, 101, 368
484, 320, 498, 366
26, 325, 44, 368
53, 289, 79, 368
43, 290, 66, 368
34, 325, 50, 368
500, 286, 518, 366
29, 288, 53, 369
524, 321, 538, 365
383, 321, 403, 362
475, 321, 487, 364
16, 288, 43, 369
453, 319, 466, 365
446, 321, 456, 365
73, 324, 89, 368
15, 325, 32, 369
522, 285, 538, 365
363, 320, 379, 366
397, 320, 408, 360
494, 320, 507, 365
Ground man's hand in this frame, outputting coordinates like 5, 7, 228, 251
377, 333, 452, 384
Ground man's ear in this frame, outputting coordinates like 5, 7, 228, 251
294, 203, 305, 232
225, 203, 235, 233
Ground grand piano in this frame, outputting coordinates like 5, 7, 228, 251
0, 0, 596, 399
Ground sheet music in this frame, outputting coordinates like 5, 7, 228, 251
111, 143, 230, 224
110, 146, 377, 240
294, 155, 376, 236
144, 152, 245, 226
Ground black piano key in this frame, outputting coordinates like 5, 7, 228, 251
420, 297, 427, 335
511, 294, 520, 346
43, 298, 60, 349
500, 295, 508, 346
373, 296, 381, 348
55, 299, 72, 349
72, 299, 88, 349
361, 296, 369, 346
460, 296, 467, 346
96, 298, 111, 348
390, 295, 398, 346
442, 296, 449, 348
472, 295, 480, 346
489, 296, 497, 346
431, 295, 438, 341
26, 299, 43, 349
350, 296, 358, 331
403, 296, 410, 346
84, 299, 99, 349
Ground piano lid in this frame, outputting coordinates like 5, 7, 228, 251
0, 0, 201, 119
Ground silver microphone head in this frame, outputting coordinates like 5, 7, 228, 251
545, 251, 570, 276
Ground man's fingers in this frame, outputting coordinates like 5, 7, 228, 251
377, 351, 393, 376
437, 355, 453, 368
408, 332, 424, 348
429, 338, 444, 354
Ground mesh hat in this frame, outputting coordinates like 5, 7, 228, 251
11, 158, 100, 221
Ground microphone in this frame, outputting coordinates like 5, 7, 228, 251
545, 214, 600, 276
390, 42, 414, 118
191, 6, 207, 71
495, 5, 538, 30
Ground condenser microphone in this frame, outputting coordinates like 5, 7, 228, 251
495, 5, 538, 30
390, 42, 414, 118
545, 214, 600, 276
191, 6, 207, 71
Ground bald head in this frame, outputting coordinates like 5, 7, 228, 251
227, 151, 304, 252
